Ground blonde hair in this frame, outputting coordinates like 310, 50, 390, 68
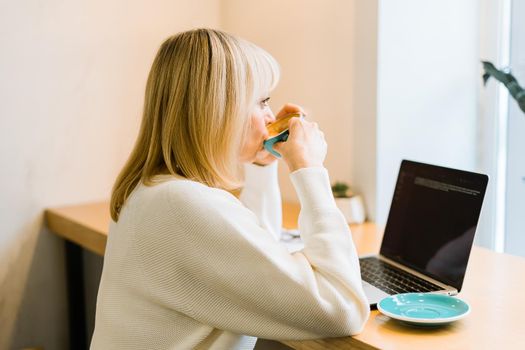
110, 28, 280, 221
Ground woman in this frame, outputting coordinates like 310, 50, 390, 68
91, 28, 369, 350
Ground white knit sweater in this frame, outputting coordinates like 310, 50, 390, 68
91, 162, 370, 350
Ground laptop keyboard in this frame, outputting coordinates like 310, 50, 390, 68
360, 257, 443, 295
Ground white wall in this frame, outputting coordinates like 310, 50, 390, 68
375, 0, 480, 223
504, 0, 525, 256
0, 1, 220, 348
476, 0, 510, 250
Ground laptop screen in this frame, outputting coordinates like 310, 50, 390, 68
380, 160, 488, 291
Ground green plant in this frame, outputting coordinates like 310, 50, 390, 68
331, 181, 352, 198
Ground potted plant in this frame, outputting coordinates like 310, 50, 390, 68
331, 181, 366, 224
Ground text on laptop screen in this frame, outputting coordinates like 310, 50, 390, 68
380, 161, 488, 291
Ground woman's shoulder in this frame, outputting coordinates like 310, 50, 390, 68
121, 177, 242, 240
134, 176, 239, 213
128, 177, 252, 246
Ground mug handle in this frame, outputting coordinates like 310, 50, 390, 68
263, 131, 289, 158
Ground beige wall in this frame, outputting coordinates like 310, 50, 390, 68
222, 0, 363, 203
0, 1, 220, 348
351, 1, 379, 220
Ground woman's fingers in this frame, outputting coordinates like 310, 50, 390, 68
288, 115, 304, 130
275, 103, 305, 120
274, 116, 327, 172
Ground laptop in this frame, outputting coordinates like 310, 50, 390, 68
360, 160, 488, 308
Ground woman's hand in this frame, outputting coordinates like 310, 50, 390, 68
272, 117, 327, 172
253, 103, 306, 166
274, 102, 305, 121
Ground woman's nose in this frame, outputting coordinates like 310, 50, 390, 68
265, 110, 276, 124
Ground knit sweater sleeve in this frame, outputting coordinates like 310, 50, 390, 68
134, 167, 370, 340
239, 161, 282, 241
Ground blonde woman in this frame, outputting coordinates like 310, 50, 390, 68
91, 28, 369, 350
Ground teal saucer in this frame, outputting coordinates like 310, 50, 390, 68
377, 293, 470, 326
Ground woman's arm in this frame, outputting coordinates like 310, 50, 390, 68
134, 168, 369, 340
239, 162, 282, 241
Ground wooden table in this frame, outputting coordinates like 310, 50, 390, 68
46, 201, 525, 350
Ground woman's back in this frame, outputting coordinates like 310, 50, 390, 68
91, 28, 369, 350
92, 166, 369, 349
92, 176, 261, 349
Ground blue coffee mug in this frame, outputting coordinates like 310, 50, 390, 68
263, 113, 303, 158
